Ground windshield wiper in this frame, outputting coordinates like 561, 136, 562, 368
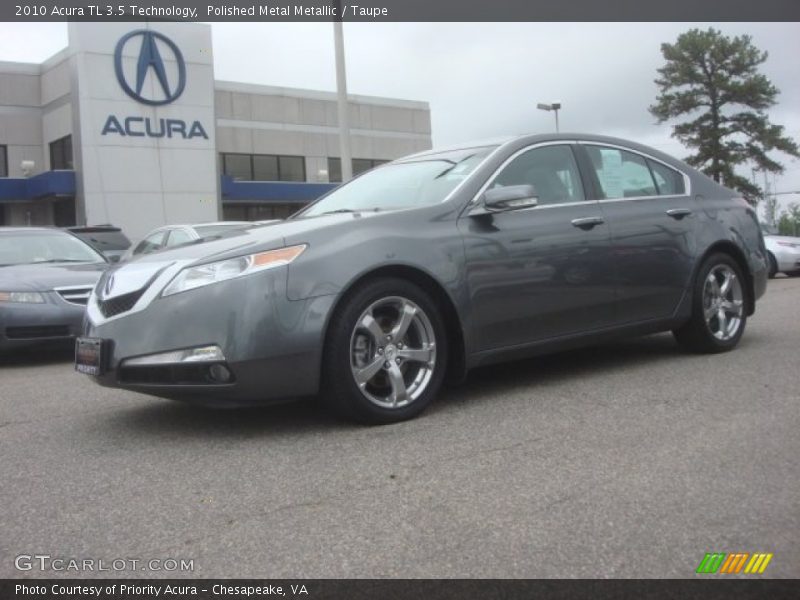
435, 154, 475, 179
319, 208, 357, 215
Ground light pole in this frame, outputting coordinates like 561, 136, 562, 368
537, 102, 562, 133
333, 3, 353, 182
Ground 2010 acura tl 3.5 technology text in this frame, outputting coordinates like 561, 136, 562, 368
76, 134, 768, 424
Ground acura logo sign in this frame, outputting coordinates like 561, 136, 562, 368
103, 29, 208, 139
114, 30, 186, 106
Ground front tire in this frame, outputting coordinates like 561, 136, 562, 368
673, 253, 747, 353
322, 278, 447, 424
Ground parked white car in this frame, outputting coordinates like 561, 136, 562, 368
122, 222, 252, 261
765, 234, 800, 277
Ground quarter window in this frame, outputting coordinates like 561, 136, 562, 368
489, 144, 585, 205
647, 159, 685, 196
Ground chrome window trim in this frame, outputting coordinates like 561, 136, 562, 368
465, 140, 591, 213
577, 141, 692, 199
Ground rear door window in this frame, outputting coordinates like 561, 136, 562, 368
585, 146, 658, 199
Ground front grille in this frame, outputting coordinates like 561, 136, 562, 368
98, 289, 145, 318
6, 325, 71, 339
55, 286, 94, 306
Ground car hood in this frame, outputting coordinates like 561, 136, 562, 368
121, 213, 383, 267
102, 214, 377, 297
0, 262, 108, 292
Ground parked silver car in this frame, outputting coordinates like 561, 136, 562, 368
77, 134, 768, 424
764, 233, 800, 277
1, 227, 108, 351
122, 221, 252, 260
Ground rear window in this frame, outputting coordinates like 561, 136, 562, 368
193, 224, 248, 238
70, 229, 131, 251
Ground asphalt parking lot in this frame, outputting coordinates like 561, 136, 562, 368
1, 277, 798, 579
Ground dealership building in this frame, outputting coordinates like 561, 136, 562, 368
0, 22, 432, 239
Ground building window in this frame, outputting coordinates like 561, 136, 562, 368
49, 135, 73, 170
221, 153, 306, 182
223, 203, 300, 222
327, 157, 388, 183
0, 145, 7, 177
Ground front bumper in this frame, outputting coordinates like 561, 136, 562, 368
0, 294, 86, 351
82, 268, 336, 406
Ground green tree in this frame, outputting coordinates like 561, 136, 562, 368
650, 28, 799, 202
777, 202, 800, 236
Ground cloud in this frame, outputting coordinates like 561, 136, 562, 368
1, 20, 798, 205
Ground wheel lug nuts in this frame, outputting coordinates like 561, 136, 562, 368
377, 347, 384, 354
387, 335, 392, 341
395, 358, 401, 364
384, 361, 391, 369
397, 343, 403, 349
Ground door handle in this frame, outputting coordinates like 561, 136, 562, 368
666, 208, 692, 219
571, 216, 605, 230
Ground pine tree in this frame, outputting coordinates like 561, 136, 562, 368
650, 28, 798, 202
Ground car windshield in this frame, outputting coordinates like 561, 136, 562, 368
299, 146, 496, 217
0, 230, 106, 266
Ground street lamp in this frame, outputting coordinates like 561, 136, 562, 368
332, 1, 353, 182
537, 102, 562, 133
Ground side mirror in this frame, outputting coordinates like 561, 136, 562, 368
482, 185, 539, 212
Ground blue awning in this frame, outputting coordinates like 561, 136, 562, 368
221, 175, 337, 203
0, 170, 76, 202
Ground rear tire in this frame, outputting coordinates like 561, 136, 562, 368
767, 252, 778, 279
322, 277, 447, 424
673, 253, 747, 354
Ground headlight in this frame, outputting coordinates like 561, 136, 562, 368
0, 291, 45, 303
162, 244, 307, 297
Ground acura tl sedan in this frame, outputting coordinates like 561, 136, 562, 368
1, 227, 108, 352
77, 134, 768, 424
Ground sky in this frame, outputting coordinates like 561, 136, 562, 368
1, 21, 799, 217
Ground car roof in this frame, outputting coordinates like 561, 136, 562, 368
0, 226, 66, 234
153, 221, 250, 229
400, 132, 688, 168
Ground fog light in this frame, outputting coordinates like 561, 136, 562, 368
208, 364, 232, 383
124, 345, 226, 366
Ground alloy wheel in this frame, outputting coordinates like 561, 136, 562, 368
702, 264, 744, 341
349, 296, 437, 409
